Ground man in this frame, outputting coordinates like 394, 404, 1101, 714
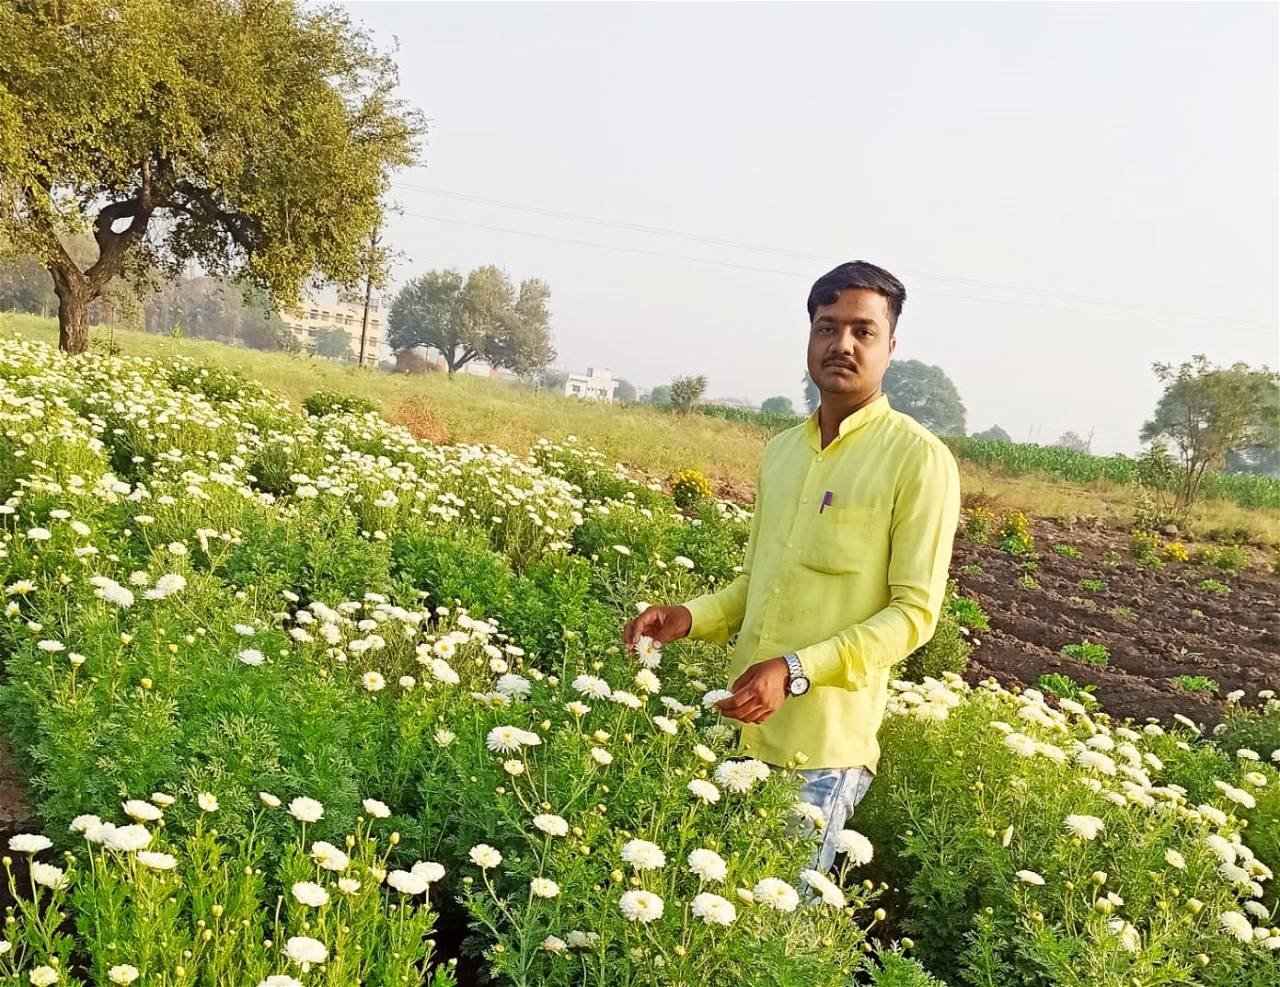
624, 260, 961, 871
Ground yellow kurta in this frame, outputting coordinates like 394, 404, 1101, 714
683, 394, 961, 771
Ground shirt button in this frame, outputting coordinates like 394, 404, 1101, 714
801, 497, 809, 504
773, 588, 780, 594
787, 542, 793, 548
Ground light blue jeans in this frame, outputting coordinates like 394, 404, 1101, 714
790, 766, 875, 872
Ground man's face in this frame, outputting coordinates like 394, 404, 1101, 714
806, 288, 896, 402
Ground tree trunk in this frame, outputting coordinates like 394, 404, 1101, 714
49, 262, 94, 355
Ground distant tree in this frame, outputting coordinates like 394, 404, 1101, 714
538, 369, 569, 392
312, 325, 355, 363
1056, 431, 1091, 453
761, 395, 795, 416
1140, 355, 1280, 508
1225, 442, 1280, 478
615, 379, 638, 403
802, 374, 820, 413
0, 252, 57, 315
882, 360, 967, 436
974, 425, 1012, 443
0, 0, 421, 354
647, 384, 672, 408
669, 375, 708, 416
388, 266, 556, 375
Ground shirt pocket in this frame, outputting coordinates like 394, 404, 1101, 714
800, 505, 879, 575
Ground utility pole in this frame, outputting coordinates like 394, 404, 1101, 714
358, 222, 382, 369
1085, 426, 1095, 454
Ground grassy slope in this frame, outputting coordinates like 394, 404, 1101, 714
4, 312, 1276, 548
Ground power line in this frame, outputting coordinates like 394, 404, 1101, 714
389, 180, 1276, 333
395, 208, 1278, 336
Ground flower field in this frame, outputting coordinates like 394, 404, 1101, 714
0, 335, 1276, 986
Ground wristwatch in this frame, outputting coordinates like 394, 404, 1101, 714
783, 653, 810, 697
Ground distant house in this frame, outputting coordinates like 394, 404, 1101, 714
279, 294, 385, 367
564, 367, 618, 403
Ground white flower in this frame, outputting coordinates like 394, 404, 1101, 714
835, 829, 874, 865
486, 725, 541, 754
566, 930, 600, 949
361, 798, 390, 819
258, 978, 302, 987
565, 700, 590, 716
398, 675, 416, 689
105, 825, 152, 852
1244, 771, 1268, 787
702, 688, 734, 708
692, 743, 717, 764
122, 799, 163, 822
362, 671, 386, 692
590, 747, 613, 766
609, 689, 642, 709
1076, 750, 1117, 776
1064, 814, 1105, 841
260, 791, 282, 808
612, 544, 631, 556
235, 623, 256, 636
25, 527, 51, 541
137, 851, 177, 870
533, 813, 569, 837
310, 841, 349, 872
238, 648, 265, 666
150, 792, 175, 807
411, 861, 445, 883
688, 779, 721, 804
801, 868, 846, 908
337, 878, 361, 895
429, 658, 460, 684
573, 674, 612, 699
285, 935, 328, 968
107, 966, 140, 985
8, 833, 53, 853
1108, 919, 1140, 952
1016, 869, 1045, 886
634, 669, 661, 694
495, 673, 532, 699
292, 881, 329, 907
288, 797, 325, 823
530, 877, 560, 899
621, 839, 666, 871
28, 967, 58, 986
634, 635, 663, 668
503, 759, 525, 776
753, 877, 800, 912
469, 844, 502, 869
687, 848, 727, 882
1164, 848, 1186, 870
1213, 779, 1256, 809
714, 758, 771, 794
434, 729, 456, 746
653, 715, 678, 735
36, 640, 64, 652
618, 889, 664, 922
386, 869, 429, 895
691, 891, 736, 925
673, 555, 695, 570
31, 862, 68, 890
197, 792, 219, 812
1219, 910, 1254, 942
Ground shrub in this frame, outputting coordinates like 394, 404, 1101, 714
1163, 541, 1190, 562
1060, 641, 1109, 665
1037, 672, 1099, 708
668, 374, 708, 415
302, 389, 378, 416
963, 507, 996, 544
1198, 578, 1231, 595
1077, 578, 1107, 592
1051, 543, 1082, 559
1175, 674, 1220, 693
1129, 529, 1164, 570
670, 467, 715, 510
997, 511, 1033, 555
947, 592, 990, 631
901, 584, 973, 682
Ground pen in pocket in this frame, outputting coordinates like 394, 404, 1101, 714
819, 490, 833, 514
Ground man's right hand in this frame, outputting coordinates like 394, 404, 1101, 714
624, 605, 693, 654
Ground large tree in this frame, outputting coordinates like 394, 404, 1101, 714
388, 266, 556, 375
882, 359, 967, 436
761, 395, 796, 416
0, 0, 421, 354
1140, 355, 1279, 507
973, 424, 1012, 443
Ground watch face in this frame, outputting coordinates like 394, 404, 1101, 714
790, 677, 809, 696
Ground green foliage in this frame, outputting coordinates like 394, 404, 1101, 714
947, 593, 990, 631
311, 324, 355, 363
303, 389, 378, 417
973, 424, 1012, 442
670, 467, 714, 510
1140, 356, 1280, 510
760, 395, 796, 416
646, 383, 672, 408
1216, 699, 1280, 766
0, 0, 421, 352
1174, 675, 1220, 693
902, 584, 973, 682
696, 402, 803, 432
387, 266, 556, 375
1077, 578, 1107, 592
863, 951, 950, 986
961, 564, 984, 576
1037, 673, 1099, 708
963, 507, 995, 544
802, 373, 820, 413
883, 359, 967, 436
1195, 543, 1247, 574
1197, 578, 1231, 595
669, 374, 709, 415
1051, 543, 1082, 559
1018, 573, 1038, 589
1128, 529, 1164, 570
997, 511, 1034, 555
1060, 641, 1109, 665
943, 435, 1280, 511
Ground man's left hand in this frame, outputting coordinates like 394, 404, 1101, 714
714, 656, 790, 724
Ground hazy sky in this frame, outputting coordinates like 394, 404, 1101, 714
341, 1, 1278, 455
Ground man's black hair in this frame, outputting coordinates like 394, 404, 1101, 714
806, 261, 907, 332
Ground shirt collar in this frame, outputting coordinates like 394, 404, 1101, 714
805, 393, 891, 451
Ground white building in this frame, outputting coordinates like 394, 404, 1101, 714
279, 294, 385, 367
564, 367, 618, 403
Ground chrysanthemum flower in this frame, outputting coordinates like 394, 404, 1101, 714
753, 877, 800, 912
691, 891, 736, 925
618, 889, 664, 922
687, 848, 727, 882
621, 838, 666, 871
